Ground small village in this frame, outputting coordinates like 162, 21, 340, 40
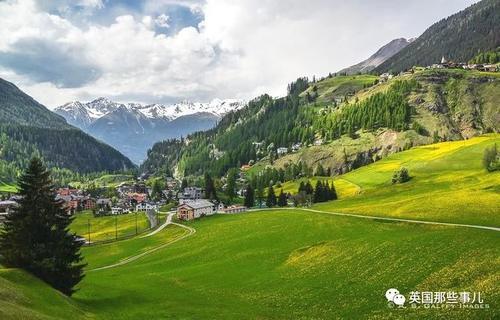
0, 174, 249, 225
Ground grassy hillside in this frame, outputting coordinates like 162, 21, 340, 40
1, 137, 498, 319
0, 268, 88, 320
0, 77, 135, 183
78, 211, 500, 319
314, 134, 500, 227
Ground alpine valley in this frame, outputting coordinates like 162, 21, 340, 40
55, 98, 245, 163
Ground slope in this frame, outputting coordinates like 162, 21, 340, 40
0, 78, 135, 183
338, 38, 412, 75
374, 0, 500, 73
143, 68, 499, 179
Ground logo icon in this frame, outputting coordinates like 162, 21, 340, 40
386, 288, 406, 307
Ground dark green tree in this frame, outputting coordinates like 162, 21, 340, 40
0, 158, 85, 296
181, 178, 188, 190
278, 189, 288, 207
244, 185, 255, 208
226, 168, 239, 202
266, 186, 277, 208
204, 173, 218, 200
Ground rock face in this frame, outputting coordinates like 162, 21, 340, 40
54, 98, 245, 163
338, 38, 412, 75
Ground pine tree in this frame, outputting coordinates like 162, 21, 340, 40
244, 185, 255, 208
330, 181, 338, 200
313, 181, 324, 203
266, 186, 277, 208
204, 173, 218, 200
256, 184, 264, 208
0, 158, 85, 296
278, 189, 288, 207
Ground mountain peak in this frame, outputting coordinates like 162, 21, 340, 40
338, 38, 411, 75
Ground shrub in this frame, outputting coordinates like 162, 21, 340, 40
392, 167, 411, 184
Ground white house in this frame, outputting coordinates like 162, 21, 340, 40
136, 202, 158, 212
277, 147, 288, 156
177, 200, 215, 221
111, 206, 130, 215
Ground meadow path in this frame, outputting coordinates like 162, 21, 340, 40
89, 213, 196, 272
291, 208, 500, 232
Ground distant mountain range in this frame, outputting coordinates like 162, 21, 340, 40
338, 38, 413, 75
374, 0, 500, 73
0, 78, 134, 181
55, 98, 245, 163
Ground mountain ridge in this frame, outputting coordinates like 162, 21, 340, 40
0, 77, 135, 181
338, 38, 413, 75
55, 97, 245, 163
374, 0, 500, 73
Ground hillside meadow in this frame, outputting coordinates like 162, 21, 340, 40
0, 135, 498, 319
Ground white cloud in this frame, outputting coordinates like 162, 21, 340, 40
155, 14, 171, 28
0, 0, 478, 108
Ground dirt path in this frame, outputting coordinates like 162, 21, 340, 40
278, 207, 500, 232
89, 220, 196, 272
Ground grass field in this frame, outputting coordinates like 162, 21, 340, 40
71, 211, 151, 242
0, 136, 498, 319
3, 208, 497, 319
314, 134, 500, 227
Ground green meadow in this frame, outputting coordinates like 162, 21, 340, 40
0, 135, 499, 319
314, 134, 500, 227
71, 211, 151, 242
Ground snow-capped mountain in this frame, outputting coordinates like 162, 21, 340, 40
54, 98, 245, 163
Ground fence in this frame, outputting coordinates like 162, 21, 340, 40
75, 210, 162, 246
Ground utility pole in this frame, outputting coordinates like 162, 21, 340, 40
115, 215, 118, 240
135, 211, 138, 235
87, 219, 91, 244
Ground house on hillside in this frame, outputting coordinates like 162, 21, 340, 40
277, 147, 288, 156
177, 187, 203, 203
177, 199, 216, 221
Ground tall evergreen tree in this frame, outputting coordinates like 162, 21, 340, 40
278, 189, 288, 207
266, 186, 277, 208
329, 181, 338, 200
204, 173, 218, 200
313, 180, 324, 203
0, 158, 85, 296
226, 168, 239, 202
244, 185, 255, 208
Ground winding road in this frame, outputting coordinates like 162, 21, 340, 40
89, 212, 196, 272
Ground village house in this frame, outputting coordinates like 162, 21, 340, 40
291, 143, 302, 152
219, 204, 248, 214
111, 206, 130, 215
277, 147, 288, 156
136, 202, 158, 212
240, 164, 252, 171
96, 198, 112, 213
177, 187, 203, 203
177, 199, 216, 221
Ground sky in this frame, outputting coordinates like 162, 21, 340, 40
0, 0, 478, 108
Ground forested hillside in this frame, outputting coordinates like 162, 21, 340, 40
142, 69, 499, 178
0, 78, 135, 183
374, 0, 499, 73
